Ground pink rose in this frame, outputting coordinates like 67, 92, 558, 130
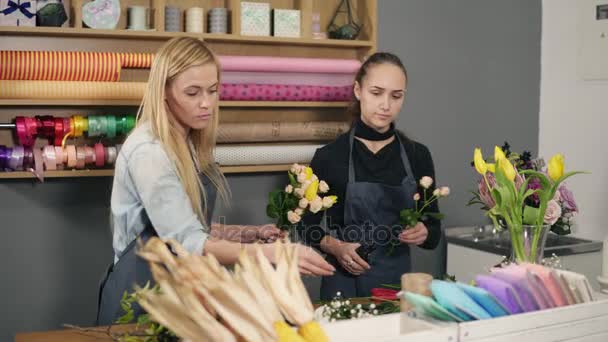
544, 200, 562, 225
559, 184, 578, 213
478, 173, 496, 208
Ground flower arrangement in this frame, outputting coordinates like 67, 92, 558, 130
387, 176, 448, 255
266, 164, 337, 234
469, 143, 586, 262
318, 291, 400, 322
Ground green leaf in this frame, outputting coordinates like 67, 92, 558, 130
137, 313, 150, 327
523, 205, 540, 225
268, 189, 282, 209
288, 172, 298, 187
116, 311, 134, 324
266, 204, 279, 219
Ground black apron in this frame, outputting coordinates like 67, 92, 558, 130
320, 130, 417, 300
96, 174, 216, 326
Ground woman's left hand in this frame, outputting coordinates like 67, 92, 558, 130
398, 222, 428, 245
255, 224, 286, 243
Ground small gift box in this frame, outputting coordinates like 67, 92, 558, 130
82, 0, 120, 30
0, 0, 37, 26
273, 8, 300, 38
240, 1, 270, 36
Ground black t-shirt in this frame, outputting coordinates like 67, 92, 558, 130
299, 130, 441, 250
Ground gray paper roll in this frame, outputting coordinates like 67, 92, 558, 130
165, 6, 181, 32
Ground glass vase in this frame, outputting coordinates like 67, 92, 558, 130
506, 224, 550, 264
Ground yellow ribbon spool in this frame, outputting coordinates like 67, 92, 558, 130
73, 115, 87, 137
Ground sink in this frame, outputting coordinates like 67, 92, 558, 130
446, 225, 602, 257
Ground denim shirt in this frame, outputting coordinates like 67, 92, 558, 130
110, 122, 209, 263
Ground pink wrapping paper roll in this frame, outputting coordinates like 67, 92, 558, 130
0, 80, 145, 100
220, 84, 352, 101
0, 51, 122, 81
221, 71, 355, 86
218, 55, 361, 74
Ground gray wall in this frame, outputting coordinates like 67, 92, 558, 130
0, 1, 540, 340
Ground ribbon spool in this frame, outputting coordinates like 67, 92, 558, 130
165, 6, 181, 32
208, 7, 228, 34
94, 143, 105, 167
43, 145, 57, 171
75, 146, 86, 169
105, 146, 117, 165
8, 146, 24, 171
127, 6, 149, 30
106, 115, 117, 138
66, 145, 77, 168
37, 116, 55, 140
55, 146, 66, 170
185, 7, 204, 33
22, 147, 34, 169
0, 145, 8, 170
15, 116, 38, 147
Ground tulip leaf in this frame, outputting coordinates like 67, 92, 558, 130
288, 172, 298, 188
523, 205, 540, 225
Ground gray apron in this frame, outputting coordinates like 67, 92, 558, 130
320, 130, 417, 300
96, 174, 216, 326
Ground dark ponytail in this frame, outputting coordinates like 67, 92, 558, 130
347, 52, 408, 123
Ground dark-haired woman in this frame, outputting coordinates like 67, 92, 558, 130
300, 52, 442, 300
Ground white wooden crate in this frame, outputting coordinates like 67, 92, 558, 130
321, 312, 457, 342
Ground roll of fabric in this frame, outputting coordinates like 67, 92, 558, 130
218, 56, 361, 74
208, 7, 228, 33
220, 84, 352, 101
214, 143, 321, 166
0, 51, 122, 81
217, 121, 350, 143
222, 71, 355, 86
185, 7, 204, 33
0, 80, 145, 100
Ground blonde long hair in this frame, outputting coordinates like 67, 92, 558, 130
136, 37, 230, 228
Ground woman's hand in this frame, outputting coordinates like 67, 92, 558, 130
398, 222, 429, 245
263, 243, 335, 276
329, 241, 370, 276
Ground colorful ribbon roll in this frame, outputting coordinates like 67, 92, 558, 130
0, 51, 122, 82
8, 145, 24, 170
0, 81, 146, 100
0, 145, 8, 169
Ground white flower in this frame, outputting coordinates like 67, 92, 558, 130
322, 196, 336, 209
369, 304, 375, 309
373, 310, 378, 315
285, 185, 293, 193
356, 304, 362, 309
544, 200, 562, 225
309, 196, 323, 213
319, 180, 330, 193
297, 172, 308, 184
420, 176, 433, 189
311, 174, 318, 182
350, 309, 356, 314
295, 208, 304, 216
294, 188, 305, 198
439, 186, 450, 197
287, 210, 301, 224
433, 188, 440, 197
345, 300, 350, 305
299, 198, 309, 209
301, 180, 312, 191
336, 291, 341, 297
290, 163, 304, 174
413, 193, 420, 201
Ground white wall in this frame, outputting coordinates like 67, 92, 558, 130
540, 0, 608, 241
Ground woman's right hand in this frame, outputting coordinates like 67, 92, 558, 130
295, 244, 336, 276
329, 241, 370, 276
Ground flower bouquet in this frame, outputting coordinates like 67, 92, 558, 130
469, 143, 586, 263
266, 164, 337, 238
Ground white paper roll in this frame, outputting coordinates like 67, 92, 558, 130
214, 144, 321, 166
128, 6, 148, 30
186, 7, 204, 33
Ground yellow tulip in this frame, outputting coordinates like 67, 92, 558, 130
487, 163, 496, 173
498, 157, 516, 182
304, 167, 313, 180
305, 180, 319, 201
548, 154, 565, 181
494, 146, 507, 162
473, 148, 487, 175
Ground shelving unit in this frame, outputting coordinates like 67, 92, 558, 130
0, 0, 377, 178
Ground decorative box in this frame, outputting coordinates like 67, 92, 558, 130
273, 8, 300, 38
82, 0, 120, 30
0, 0, 37, 26
240, 1, 270, 36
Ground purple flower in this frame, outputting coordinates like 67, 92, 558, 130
527, 177, 542, 205
559, 184, 578, 213
478, 173, 496, 208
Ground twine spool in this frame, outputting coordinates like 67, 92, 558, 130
185, 7, 204, 33
400, 273, 433, 312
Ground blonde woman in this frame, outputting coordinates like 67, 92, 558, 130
97, 37, 334, 325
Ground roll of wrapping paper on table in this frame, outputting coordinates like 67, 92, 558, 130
214, 144, 321, 166
217, 121, 351, 143
218, 56, 361, 74
0, 51, 122, 81
0, 81, 145, 100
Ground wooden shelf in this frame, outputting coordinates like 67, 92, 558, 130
0, 99, 349, 108
0, 164, 295, 179
0, 26, 374, 48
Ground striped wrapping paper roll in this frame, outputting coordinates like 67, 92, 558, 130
217, 121, 351, 143
118, 52, 154, 68
0, 51, 121, 82
0, 81, 146, 100
214, 143, 321, 166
